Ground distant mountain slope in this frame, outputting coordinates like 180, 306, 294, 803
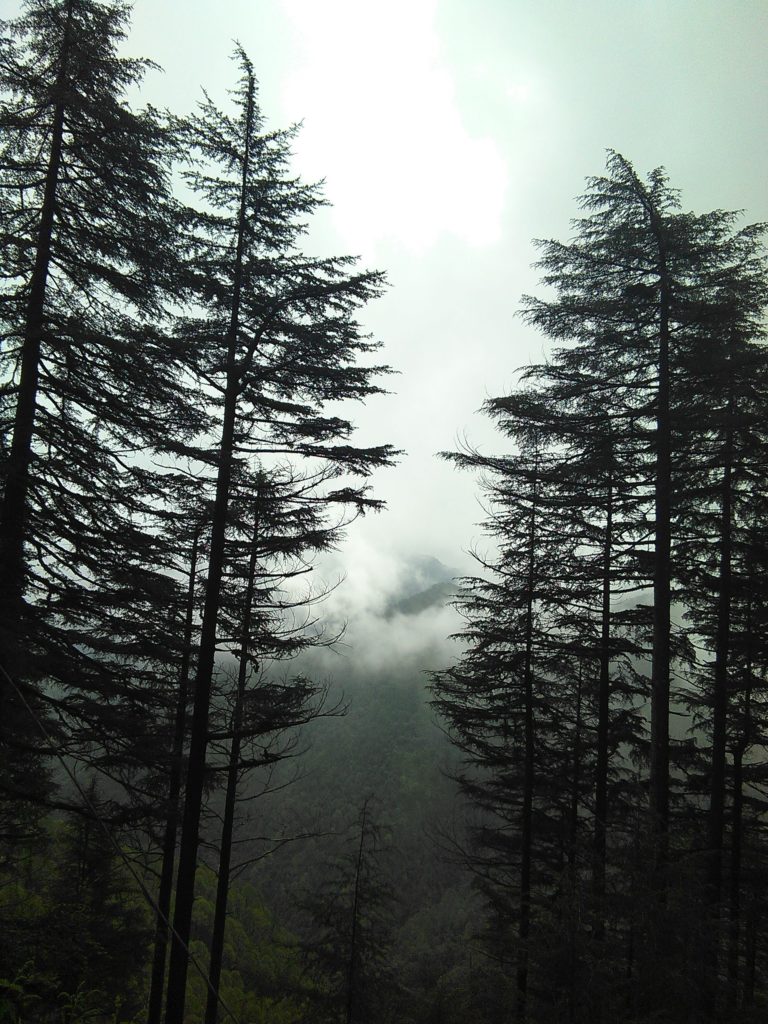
410, 555, 458, 588
384, 555, 460, 618
386, 579, 457, 618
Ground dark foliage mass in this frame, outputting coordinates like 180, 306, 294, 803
432, 153, 768, 1022
1, 3, 767, 1023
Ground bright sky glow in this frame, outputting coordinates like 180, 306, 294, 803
505, 80, 533, 105
9, 0, 768, 575
279, 0, 508, 251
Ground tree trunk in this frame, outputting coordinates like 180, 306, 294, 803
567, 666, 582, 1024
164, 71, 255, 1024
205, 504, 261, 1024
516, 465, 538, 1023
147, 524, 202, 1024
706, 379, 735, 1006
569, 661, 583, 874
727, 742, 743, 1009
729, 606, 752, 1012
743, 898, 757, 1008
649, 243, 672, 874
594, 449, 613, 919
347, 799, 369, 1024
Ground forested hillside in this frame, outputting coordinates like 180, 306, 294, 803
2, 2, 768, 1023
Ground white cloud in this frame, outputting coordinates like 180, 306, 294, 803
279, 0, 507, 252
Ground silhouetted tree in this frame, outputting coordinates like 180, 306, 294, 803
439, 153, 768, 1020
203, 466, 346, 1024
0, 0, 198, 826
163, 51, 396, 1023
302, 799, 398, 1024
434, 435, 583, 1020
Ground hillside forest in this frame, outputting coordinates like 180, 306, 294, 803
1, 2, 768, 1023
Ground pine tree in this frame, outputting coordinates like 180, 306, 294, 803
439, 153, 768, 1019
433, 432, 588, 1020
163, 51, 396, 1023
203, 466, 346, 1024
677, 291, 768, 1008
301, 800, 398, 1024
520, 154, 683, 872
520, 154, 768, 874
0, 0, 199, 821
145, 515, 206, 1024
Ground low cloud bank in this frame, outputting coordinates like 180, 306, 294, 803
286, 539, 464, 684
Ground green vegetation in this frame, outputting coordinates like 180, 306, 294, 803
1, 810, 151, 1020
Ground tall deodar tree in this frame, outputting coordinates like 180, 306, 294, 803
523, 157, 768, 1012
162, 51, 396, 1023
438, 153, 768, 1021
0, 0, 197, 822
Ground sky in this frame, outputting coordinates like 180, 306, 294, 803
18, 0, 768, 609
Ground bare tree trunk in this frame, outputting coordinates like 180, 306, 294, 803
516, 465, 538, 1023
147, 525, 202, 1024
347, 799, 370, 1024
205, 503, 261, 1024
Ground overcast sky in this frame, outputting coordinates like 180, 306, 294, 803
22, 0, 768, 594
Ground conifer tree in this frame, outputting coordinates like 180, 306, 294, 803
145, 516, 205, 1024
0, 0, 198, 817
434, 434, 586, 1020
520, 154, 767, 872
677, 284, 768, 1006
163, 51, 396, 1023
302, 800, 398, 1024
520, 154, 681, 869
203, 465, 347, 1024
523, 165, 768, 1011
439, 153, 768, 1019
